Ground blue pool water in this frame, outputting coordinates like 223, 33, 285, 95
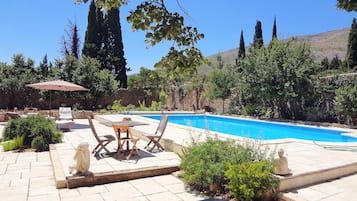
143, 115, 357, 142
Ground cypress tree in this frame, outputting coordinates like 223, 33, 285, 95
38, 54, 49, 78
82, 0, 100, 58
96, 6, 107, 70
238, 30, 245, 59
71, 23, 80, 59
272, 16, 277, 40
106, 8, 127, 88
347, 18, 357, 68
321, 57, 330, 70
253, 20, 264, 49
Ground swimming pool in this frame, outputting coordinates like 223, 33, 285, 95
143, 115, 357, 142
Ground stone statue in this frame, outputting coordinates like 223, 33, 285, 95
69, 142, 90, 176
274, 148, 290, 176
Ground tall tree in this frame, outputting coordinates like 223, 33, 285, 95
62, 20, 81, 59
253, 20, 264, 49
238, 40, 318, 119
71, 23, 80, 59
272, 16, 277, 40
97, 6, 107, 70
347, 18, 357, 69
78, 0, 204, 87
38, 54, 49, 78
238, 30, 245, 59
106, 8, 127, 88
82, 0, 100, 58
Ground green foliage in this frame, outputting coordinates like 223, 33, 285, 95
206, 63, 234, 113
111, 100, 125, 112
128, 67, 161, 96
159, 90, 168, 106
150, 101, 162, 111
238, 30, 246, 59
73, 56, 118, 97
31, 136, 48, 152
3, 115, 62, 151
236, 39, 319, 119
180, 138, 269, 194
127, 1, 204, 47
241, 104, 265, 117
337, 0, 357, 12
1, 135, 24, 151
76, 0, 128, 11
253, 20, 264, 49
225, 161, 278, 201
347, 18, 357, 68
334, 82, 357, 124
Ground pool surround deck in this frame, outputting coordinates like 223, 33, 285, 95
95, 114, 357, 191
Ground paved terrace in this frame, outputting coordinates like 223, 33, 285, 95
1, 114, 357, 200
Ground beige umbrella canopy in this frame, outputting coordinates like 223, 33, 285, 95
26, 80, 89, 113
26, 80, 89, 91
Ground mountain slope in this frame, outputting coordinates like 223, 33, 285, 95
203, 28, 350, 72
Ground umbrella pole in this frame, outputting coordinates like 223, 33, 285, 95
49, 91, 52, 117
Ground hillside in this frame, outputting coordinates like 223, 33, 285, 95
202, 28, 350, 73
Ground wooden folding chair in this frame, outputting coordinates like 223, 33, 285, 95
143, 115, 168, 152
112, 125, 140, 160
87, 116, 116, 156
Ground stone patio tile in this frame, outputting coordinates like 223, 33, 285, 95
310, 181, 345, 195
1, 193, 28, 201
176, 192, 209, 201
134, 181, 168, 196
152, 175, 183, 185
1, 154, 18, 163
0, 164, 7, 174
30, 176, 55, 187
105, 181, 142, 197
128, 177, 155, 185
28, 185, 58, 197
58, 188, 81, 199
0, 171, 21, 180
27, 193, 60, 201
61, 193, 105, 201
145, 191, 182, 201
89, 163, 115, 173
77, 185, 108, 195
7, 162, 30, 171
29, 166, 54, 178
0, 178, 10, 189
10, 177, 29, 187
289, 187, 329, 201
164, 183, 187, 194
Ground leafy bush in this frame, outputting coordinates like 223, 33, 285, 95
334, 84, 357, 125
2, 115, 62, 151
31, 136, 48, 152
1, 135, 24, 151
180, 138, 264, 193
110, 100, 125, 112
225, 161, 279, 201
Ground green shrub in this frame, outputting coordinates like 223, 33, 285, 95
1, 141, 16, 151
180, 138, 260, 193
110, 100, 125, 112
225, 161, 279, 201
150, 101, 162, 111
31, 136, 48, 152
2, 115, 62, 151
1, 135, 25, 152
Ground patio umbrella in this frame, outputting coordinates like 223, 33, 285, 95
26, 80, 89, 114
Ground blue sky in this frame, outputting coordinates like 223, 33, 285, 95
0, 0, 356, 75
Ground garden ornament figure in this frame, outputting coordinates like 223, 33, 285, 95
69, 142, 90, 176
274, 148, 290, 176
